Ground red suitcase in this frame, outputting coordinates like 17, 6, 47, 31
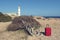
45, 27, 51, 36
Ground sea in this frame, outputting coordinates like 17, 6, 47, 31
43, 16, 60, 18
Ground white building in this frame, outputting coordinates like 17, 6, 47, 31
17, 5, 21, 16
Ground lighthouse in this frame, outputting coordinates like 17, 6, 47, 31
18, 5, 21, 16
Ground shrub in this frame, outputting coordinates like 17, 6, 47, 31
0, 12, 12, 22
7, 24, 20, 31
7, 16, 41, 35
12, 16, 41, 29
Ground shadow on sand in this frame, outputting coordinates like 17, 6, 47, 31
40, 32, 45, 36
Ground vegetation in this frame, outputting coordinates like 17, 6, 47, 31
0, 12, 12, 22
7, 16, 41, 36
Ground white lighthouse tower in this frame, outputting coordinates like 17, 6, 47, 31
18, 5, 21, 16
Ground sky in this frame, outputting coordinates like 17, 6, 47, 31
0, 0, 60, 16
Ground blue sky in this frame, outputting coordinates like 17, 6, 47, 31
0, 0, 60, 16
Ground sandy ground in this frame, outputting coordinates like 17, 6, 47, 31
0, 18, 60, 40
33, 18, 60, 40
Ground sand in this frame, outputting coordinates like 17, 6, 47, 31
0, 17, 60, 40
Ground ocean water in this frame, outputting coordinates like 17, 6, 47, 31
43, 16, 60, 18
